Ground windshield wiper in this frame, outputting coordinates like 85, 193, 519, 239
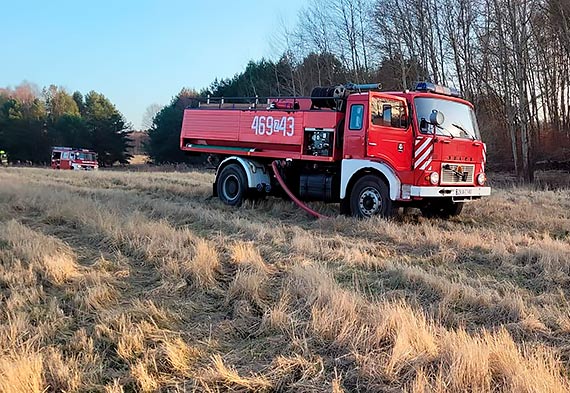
435, 124, 455, 139
451, 123, 475, 140
420, 118, 455, 138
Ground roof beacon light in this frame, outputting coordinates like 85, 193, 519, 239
415, 82, 462, 98
345, 83, 382, 91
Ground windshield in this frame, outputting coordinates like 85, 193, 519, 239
415, 97, 480, 140
75, 152, 96, 161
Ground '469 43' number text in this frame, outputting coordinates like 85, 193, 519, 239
251, 116, 295, 137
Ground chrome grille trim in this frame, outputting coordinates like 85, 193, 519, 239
440, 163, 475, 185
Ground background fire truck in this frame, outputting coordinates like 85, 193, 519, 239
180, 82, 490, 218
51, 147, 98, 170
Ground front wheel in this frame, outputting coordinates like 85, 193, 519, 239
216, 164, 248, 206
349, 175, 394, 218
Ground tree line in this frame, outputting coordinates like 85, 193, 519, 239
148, 0, 570, 181
2, 2, 566, 177
0, 83, 131, 166
286, 0, 570, 180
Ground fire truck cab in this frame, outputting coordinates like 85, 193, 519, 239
180, 82, 490, 218
51, 147, 98, 170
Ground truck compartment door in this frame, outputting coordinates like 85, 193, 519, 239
366, 94, 411, 172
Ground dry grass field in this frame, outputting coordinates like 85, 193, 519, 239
1, 167, 570, 392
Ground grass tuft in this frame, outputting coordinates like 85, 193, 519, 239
199, 354, 273, 391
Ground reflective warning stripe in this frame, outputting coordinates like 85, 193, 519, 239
414, 136, 434, 170
482, 143, 487, 172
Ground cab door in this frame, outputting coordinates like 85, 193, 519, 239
366, 94, 412, 172
61, 151, 71, 169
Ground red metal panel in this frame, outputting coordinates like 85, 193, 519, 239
302, 111, 341, 129
181, 110, 240, 141
179, 145, 302, 160
437, 139, 482, 163
182, 104, 350, 160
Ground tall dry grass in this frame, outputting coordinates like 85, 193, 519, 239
0, 167, 569, 391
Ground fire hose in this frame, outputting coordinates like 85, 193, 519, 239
271, 160, 328, 219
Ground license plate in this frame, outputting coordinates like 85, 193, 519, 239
454, 188, 473, 196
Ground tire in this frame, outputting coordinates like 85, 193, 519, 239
216, 164, 248, 206
349, 175, 394, 218
421, 199, 463, 219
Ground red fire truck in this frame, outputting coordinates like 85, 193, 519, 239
51, 147, 98, 170
180, 82, 490, 218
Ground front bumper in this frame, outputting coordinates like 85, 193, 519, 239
409, 186, 491, 198
72, 165, 98, 170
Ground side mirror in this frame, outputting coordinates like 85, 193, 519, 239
429, 110, 444, 126
420, 118, 429, 133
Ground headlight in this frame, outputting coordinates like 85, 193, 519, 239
429, 172, 439, 185
477, 173, 486, 185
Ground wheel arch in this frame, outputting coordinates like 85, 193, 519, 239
214, 156, 271, 196
340, 159, 401, 201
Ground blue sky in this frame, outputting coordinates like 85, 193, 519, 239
0, 0, 305, 128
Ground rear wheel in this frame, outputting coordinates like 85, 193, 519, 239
421, 199, 463, 218
217, 164, 248, 206
349, 175, 394, 218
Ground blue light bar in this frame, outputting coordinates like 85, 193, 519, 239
415, 82, 462, 98
415, 82, 435, 92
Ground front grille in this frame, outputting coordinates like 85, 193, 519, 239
441, 163, 475, 184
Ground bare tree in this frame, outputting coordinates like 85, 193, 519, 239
278, 0, 570, 174
141, 103, 163, 131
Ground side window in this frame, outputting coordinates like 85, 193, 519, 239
382, 104, 392, 125
349, 104, 364, 130
62, 152, 69, 159
370, 98, 406, 128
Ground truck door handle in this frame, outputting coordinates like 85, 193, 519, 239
472, 142, 481, 147
441, 140, 451, 144
369, 142, 377, 146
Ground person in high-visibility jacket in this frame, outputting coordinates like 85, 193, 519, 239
0, 150, 8, 166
